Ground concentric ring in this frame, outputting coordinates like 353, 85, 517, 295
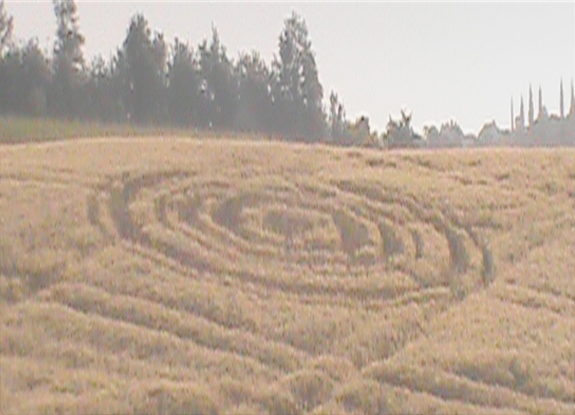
88, 169, 494, 305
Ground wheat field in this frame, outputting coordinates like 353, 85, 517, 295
1, 137, 574, 414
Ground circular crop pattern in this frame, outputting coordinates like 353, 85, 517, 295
89, 169, 493, 306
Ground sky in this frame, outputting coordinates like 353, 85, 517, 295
4, 1, 575, 134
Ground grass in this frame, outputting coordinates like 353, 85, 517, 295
0, 115, 270, 144
0, 116, 156, 144
0, 124, 574, 414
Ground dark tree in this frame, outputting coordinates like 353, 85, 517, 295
0, 0, 14, 112
0, 0, 13, 55
121, 14, 167, 124
82, 54, 126, 122
167, 38, 200, 127
0, 8, 341, 145
329, 91, 347, 143
50, 0, 86, 118
198, 27, 237, 129
235, 51, 274, 132
272, 12, 326, 140
385, 110, 421, 149
1, 40, 51, 116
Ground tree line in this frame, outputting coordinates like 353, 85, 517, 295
0, 0, 380, 145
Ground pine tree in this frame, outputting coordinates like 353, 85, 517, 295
121, 14, 167, 124
1, 40, 51, 116
0, 0, 13, 55
235, 51, 273, 132
198, 27, 237, 129
167, 38, 199, 127
272, 12, 325, 140
51, 0, 85, 117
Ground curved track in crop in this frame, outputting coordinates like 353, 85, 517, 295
2, 140, 574, 415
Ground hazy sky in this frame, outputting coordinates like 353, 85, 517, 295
5, 1, 575, 134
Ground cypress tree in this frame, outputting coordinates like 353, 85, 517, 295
560, 79, 564, 118
519, 96, 524, 130
570, 80, 575, 117
538, 86, 543, 120
510, 97, 514, 131
528, 85, 534, 128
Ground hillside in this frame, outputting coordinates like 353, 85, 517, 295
1, 138, 574, 414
